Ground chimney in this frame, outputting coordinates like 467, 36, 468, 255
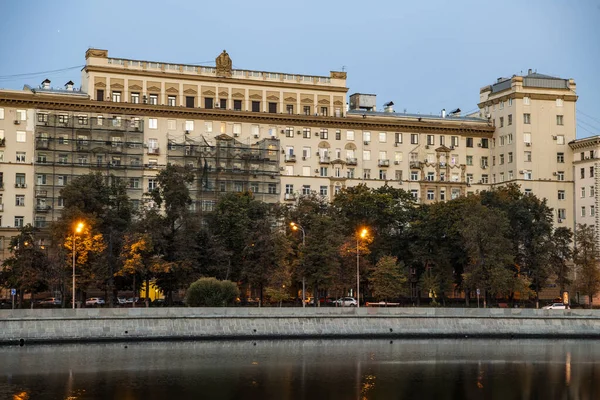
41, 79, 51, 89
65, 80, 74, 91
383, 101, 394, 113
441, 109, 446, 118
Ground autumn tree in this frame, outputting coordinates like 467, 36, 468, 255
573, 224, 600, 307
549, 227, 574, 294
369, 256, 407, 302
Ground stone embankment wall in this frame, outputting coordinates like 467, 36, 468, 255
2, 308, 600, 344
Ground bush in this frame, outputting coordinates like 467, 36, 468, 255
185, 277, 239, 307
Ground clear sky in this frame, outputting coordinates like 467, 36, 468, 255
1, 0, 599, 137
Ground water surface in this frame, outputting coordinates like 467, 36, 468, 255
1, 339, 599, 399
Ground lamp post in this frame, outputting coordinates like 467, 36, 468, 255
356, 228, 368, 308
290, 222, 306, 308
72, 222, 84, 309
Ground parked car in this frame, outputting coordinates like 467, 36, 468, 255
38, 297, 61, 306
332, 297, 358, 307
542, 303, 569, 310
85, 297, 105, 306
308, 297, 334, 306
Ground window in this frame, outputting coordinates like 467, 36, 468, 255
499, 117, 504, 127
302, 147, 311, 159
204, 98, 213, 109
286, 105, 294, 114
220, 99, 227, 109
508, 114, 512, 125
149, 94, 158, 105
15, 216, 24, 228
0, 150, 3, 162
16, 131, 26, 142
379, 170, 387, 180
285, 165, 293, 176
592, 206, 596, 216
481, 174, 489, 184
426, 135, 434, 146
205, 121, 212, 133
523, 170, 532, 180
285, 184, 294, 194
581, 207, 586, 217
481, 138, 489, 148
557, 171, 565, 181
410, 189, 418, 199
466, 138, 473, 148
556, 135, 565, 145
581, 168, 585, 179
451, 136, 459, 148
320, 167, 328, 177
508, 152, 513, 163
186, 96, 195, 108
335, 130, 341, 140
395, 133, 403, 144
364, 169, 371, 179
427, 190, 435, 200
234, 100, 242, 111
303, 128, 311, 139
411, 134, 418, 144
466, 155, 473, 166
15, 195, 25, 206
16, 152, 26, 163
363, 131, 371, 143
112, 91, 121, 102
148, 118, 158, 129
250, 182, 259, 193
303, 106, 311, 115
556, 98, 564, 107
591, 186, 595, 197
557, 152, 565, 163
347, 168, 355, 179
320, 129, 328, 139
481, 157, 488, 168
167, 96, 176, 106
500, 154, 504, 165
130, 92, 140, 104
524, 97, 530, 105
427, 172, 434, 181
233, 123, 242, 136
148, 179, 158, 191
363, 150, 371, 161
524, 113, 531, 124
320, 185, 328, 196
284, 127, 294, 138
268, 183, 276, 194
581, 187, 586, 198
302, 185, 311, 195
129, 178, 140, 189
556, 115, 564, 125
524, 133, 531, 144
302, 166, 311, 177
251, 101, 260, 112
346, 131, 355, 141
499, 101, 504, 110
268, 102, 277, 113
558, 190, 565, 200
466, 173, 473, 184
591, 166, 595, 178
410, 171, 418, 181
525, 151, 532, 162
320, 107, 328, 116
96, 89, 104, 101
379, 132, 387, 143
395, 170, 403, 181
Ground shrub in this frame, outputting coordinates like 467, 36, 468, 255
185, 277, 239, 307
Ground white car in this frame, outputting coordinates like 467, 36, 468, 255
333, 297, 358, 307
542, 303, 569, 309
85, 297, 105, 306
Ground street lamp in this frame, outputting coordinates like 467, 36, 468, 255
290, 222, 306, 308
356, 228, 368, 308
72, 221, 84, 309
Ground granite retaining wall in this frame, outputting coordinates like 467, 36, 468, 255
2, 308, 599, 345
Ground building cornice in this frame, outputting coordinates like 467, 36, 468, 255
478, 92, 578, 108
84, 66, 349, 94
0, 91, 495, 136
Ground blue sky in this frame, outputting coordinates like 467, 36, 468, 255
1, 0, 599, 137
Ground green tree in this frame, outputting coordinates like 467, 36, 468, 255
369, 256, 407, 302
549, 227, 574, 293
0, 225, 50, 307
573, 224, 600, 307
265, 266, 293, 307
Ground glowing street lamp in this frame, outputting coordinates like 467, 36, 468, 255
72, 222, 84, 309
356, 228, 368, 308
290, 222, 306, 308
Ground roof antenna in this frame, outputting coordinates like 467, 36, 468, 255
341, 66, 346, 72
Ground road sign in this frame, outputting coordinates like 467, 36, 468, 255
10, 289, 16, 296
476, 289, 480, 296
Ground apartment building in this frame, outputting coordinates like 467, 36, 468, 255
479, 70, 577, 228
0, 49, 582, 269
569, 137, 600, 240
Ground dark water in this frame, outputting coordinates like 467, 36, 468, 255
1, 339, 599, 399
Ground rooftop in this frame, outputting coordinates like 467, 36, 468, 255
347, 109, 488, 123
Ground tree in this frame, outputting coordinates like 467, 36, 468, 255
265, 266, 292, 307
549, 227, 574, 293
573, 224, 600, 307
460, 204, 518, 306
369, 256, 406, 302
185, 277, 239, 307
0, 225, 49, 307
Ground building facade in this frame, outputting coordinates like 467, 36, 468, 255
0, 49, 584, 275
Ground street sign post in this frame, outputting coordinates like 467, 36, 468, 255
476, 288, 480, 308
11, 288, 16, 309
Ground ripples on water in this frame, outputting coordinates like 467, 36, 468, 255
1, 339, 600, 399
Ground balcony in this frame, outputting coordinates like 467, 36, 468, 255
378, 159, 390, 167
148, 147, 160, 155
0, 203, 3, 212
36, 205, 52, 213
36, 139, 49, 149
346, 157, 357, 165
0, 138, 5, 147
35, 190, 48, 198
15, 183, 27, 189
285, 154, 296, 162
319, 156, 330, 164
284, 193, 296, 201
409, 161, 422, 169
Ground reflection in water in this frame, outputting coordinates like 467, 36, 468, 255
1, 339, 600, 399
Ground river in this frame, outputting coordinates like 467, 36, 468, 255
1, 339, 599, 399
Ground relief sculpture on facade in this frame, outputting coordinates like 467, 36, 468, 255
216, 50, 232, 78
